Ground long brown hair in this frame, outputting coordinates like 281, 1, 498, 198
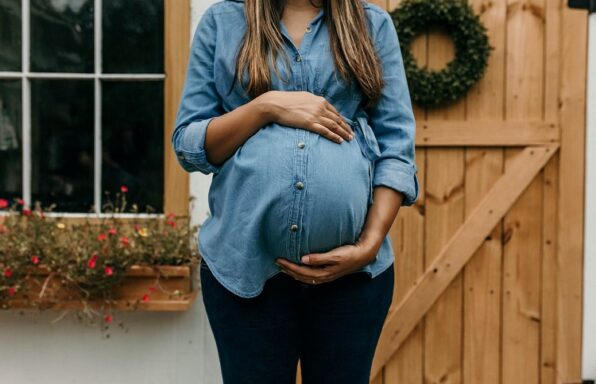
231, 0, 384, 108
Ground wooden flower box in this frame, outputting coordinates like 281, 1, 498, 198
0, 264, 199, 311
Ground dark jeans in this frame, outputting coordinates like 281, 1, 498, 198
199, 258, 394, 384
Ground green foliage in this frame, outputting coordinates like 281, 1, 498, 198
0, 193, 200, 333
391, 0, 492, 108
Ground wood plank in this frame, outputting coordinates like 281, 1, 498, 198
556, 1, 588, 382
422, 24, 466, 384
3, 293, 198, 312
541, 1, 562, 382
415, 120, 558, 146
381, 0, 426, 381
463, 2, 507, 384
23, 264, 192, 278
370, 145, 557, 379
541, 154, 559, 384
164, 0, 191, 215
381, 154, 426, 384
503, 0, 545, 382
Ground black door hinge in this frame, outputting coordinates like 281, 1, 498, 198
569, 0, 596, 12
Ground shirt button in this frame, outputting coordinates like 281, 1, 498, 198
295, 181, 304, 190
305, 26, 312, 33
298, 142, 305, 149
295, 55, 302, 62
290, 224, 299, 232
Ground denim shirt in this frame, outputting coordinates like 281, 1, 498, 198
172, 0, 419, 298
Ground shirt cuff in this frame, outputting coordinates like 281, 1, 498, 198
173, 117, 222, 175
372, 158, 419, 206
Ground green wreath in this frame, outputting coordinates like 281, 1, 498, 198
390, 0, 492, 108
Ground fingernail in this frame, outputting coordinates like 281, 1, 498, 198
338, 138, 344, 143
349, 134, 353, 140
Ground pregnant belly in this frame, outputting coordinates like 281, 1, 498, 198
301, 131, 372, 254
211, 120, 374, 258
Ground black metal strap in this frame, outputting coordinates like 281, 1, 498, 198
568, 0, 596, 13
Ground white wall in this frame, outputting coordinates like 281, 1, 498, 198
0, 1, 222, 383
583, 11, 596, 382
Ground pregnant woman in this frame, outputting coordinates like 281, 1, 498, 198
172, 0, 418, 382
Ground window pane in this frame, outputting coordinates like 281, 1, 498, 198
0, 0, 22, 71
0, 81, 22, 201
31, 80, 94, 212
103, 0, 164, 73
30, 0, 94, 73
102, 81, 164, 213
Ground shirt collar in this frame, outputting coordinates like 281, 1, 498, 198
227, 0, 326, 25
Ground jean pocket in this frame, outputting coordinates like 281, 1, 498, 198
199, 258, 210, 270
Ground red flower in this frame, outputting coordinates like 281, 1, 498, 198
22, 209, 32, 216
16, 198, 24, 205
166, 220, 176, 228
133, 224, 141, 231
97, 233, 107, 242
104, 314, 113, 324
142, 294, 151, 303
166, 213, 176, 219
87, 253, 98, 269
108, 228, 117, 235
120, 185, 128, 193
0, 199, 8, 209
31, 255, 40, 265
4, 268, 13, 278
104, 266, 113, 276
8, 286, 16, 296
119, 236, 130, 247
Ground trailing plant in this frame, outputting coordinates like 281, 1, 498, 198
0, 187, 200, 337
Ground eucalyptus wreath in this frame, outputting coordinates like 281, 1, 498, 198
390, 0, 492, 108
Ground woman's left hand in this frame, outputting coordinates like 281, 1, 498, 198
275, 240, 379, 285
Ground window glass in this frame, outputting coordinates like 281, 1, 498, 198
0, 81, 22, 201
30, 0, 94, 73
31, 80, 94, 212
1, 1, 166, 214
103, 0, 164, 74
102, 81, 164, 213
0, 0, 22, 71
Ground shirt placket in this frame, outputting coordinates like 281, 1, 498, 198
279, 12, 321, 263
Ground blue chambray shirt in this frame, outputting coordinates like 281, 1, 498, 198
172, 0, 419, 298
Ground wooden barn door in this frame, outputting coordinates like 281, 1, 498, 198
368, 1, 589, 384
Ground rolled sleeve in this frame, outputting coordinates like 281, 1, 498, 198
171, 5, 223, 176
173, 117, 222, 175
373, 158, 419, 206
367, 10, 419, 206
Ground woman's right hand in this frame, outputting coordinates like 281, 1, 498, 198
261, 90, 354, 144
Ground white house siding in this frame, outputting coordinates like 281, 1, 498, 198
0, 1, 222, 383
583, 11, 596, 382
